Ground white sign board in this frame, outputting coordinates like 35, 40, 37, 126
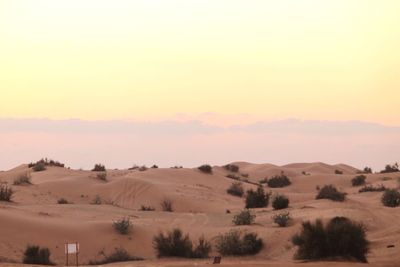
65, 243, 79, 254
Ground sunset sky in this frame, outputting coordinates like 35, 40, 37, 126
1, 0, 399, 125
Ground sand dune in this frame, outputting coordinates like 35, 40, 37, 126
0, 162, 399, 266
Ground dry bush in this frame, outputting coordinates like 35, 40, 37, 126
266, 173, 291, 188
161, 199, 173, 212
92, 164, 106, 172
359, 184, 386, 193
215, 230, 263, 256
57, 198, 69, 204
272, 194, 289, 210
245, 186, 270, 208
96, 172, 107, 181
381, 189, 400, 207
0, 184, 13, 202
23, 245, 53, 265
113, 217, 132, 235
316, 185, 346, 202
224, 164, 239, 173
198, 164, 212, 174
140, 205, 155, 211
13, 173, 32, 185
351, 175, 366, 186
89, 247, 143, 265
227, 182, 244, 197
233, 209, 256, 225
272, 212, 291, 227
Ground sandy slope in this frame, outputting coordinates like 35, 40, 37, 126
0, 162, 399, 266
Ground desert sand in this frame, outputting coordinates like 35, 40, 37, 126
0, 161, 399, 267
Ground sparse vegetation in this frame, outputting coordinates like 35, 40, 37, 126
292, 217, 369, 262
233, 209, 255, 225
0, 184, 13, 202
138, 166, 148, 171
351, 175, 367, 186
161, 199, 173, 212
92, 164, 106, 172
151, 165, 159, 169
224, 164, 239, 173
32, 162, 46, 172
316, 185, 346, 202
89, 247, 143, 265
381, 189, 400, 207
215, 230, 263, 256
359, 184, 386, 193
91, 195, 102, 205
266, 173, 291, 188
113, 217, 131, 235
153, 228, 211, 258
198, 164, 212, 174
226, 174, 240, 180
335, 169, 343, 175
28, 158, 64, 168
140, 205, 155, 211
227, 182, 244, 197
272, 212, 291, 227
241, 173, 249, 178
380, 163, 399, 173
13, 173, 32, 185
245, 186, 270, 208
57, 198, 69, 204
272, 194, 289, 210
96, 172, 107, 181
23, 245, 53, 265
362, 167, 372, 174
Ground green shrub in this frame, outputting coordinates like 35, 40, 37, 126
381, 189, 400, 207
13, 173, 32, 185
0, 184, 13, 202
161, 199, 173, 212
198, 164, 212, 174
316, 185, 346, 202
227, 182, 244, 197
266, 173, 291, 188
215, 230, 263, 256
272, 212, 291, 227
92, 164, 106, 172
89, 247, 143, 265
23, 245, 53, 265
358, 184, 386, 193
32, 162, 46, 172
57, 198, 69, 204
272, 194, 289, 210
96, 172, 107, 181
224, 164, 239, 173
351, 175, 366, 186
292, 217, 369, 262
113, 217, 131, 235
140, 205, 155, 211
245, 186, 270, 208
233, 209, 255, 225
153, 228, 211, 258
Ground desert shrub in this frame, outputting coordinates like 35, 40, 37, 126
316, 185, 346, 202
362, 167, 372, 174
29, 158, 64, 168
272, 194, 289, 210
198, 164, 212, 174
140, 205, 155, 211
92, 164, 106, 172
57, 198, 69, 204
381, 189, 400, 207
161, 199, 173, 212
245, 186, 270, 208
153, 228, 211, 258
113, 217, 131, 235
96, 172, 107, 181
241, 173, 249, 178
292, 217, 369, 262
226, 174, 240, 180
89, 247, 143, 265
32, 162, 46, 172
0, 184, 13, 202
351, 175, 366, 186
215, 230, 263, 256
91, 195, 102, 205
23, 245, 53, 265
224, 164, 239, 173
272, 212, 291, 227
259, 178, 268, 184
335, 169, 343, 175
380, 163, 399, 173
266, 173, 291, 188
13, 173, 32, 185
138, 166, 148, 171
358, 184, 386, 193
227, 182, 244, 197
233, 209, 255, 225
151, 165, 159, 169
128, 165, 139, 170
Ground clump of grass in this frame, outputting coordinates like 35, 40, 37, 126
215, 230, 263, 256
227, 182, 244, 197
0, 184, 13, 202
381, 189, 400, 207
224, 164, 239, 173
272, 194, 289, 210
92, 164, 106, 172
57, 198, 69, 204
351, 175, 366, 186
198, 164, 212, 174
245, 186, 270, 208
233, 209, 255, 225
161, 199, 173, 212
358, 184, 386, 193
316, 185, 346, 202
113, 217, 131, 235
272, 212, 291, 227
140, 205, 155, 211
23, 245, 54, 265
89, 247, 143, 265
153, 228, 211, 258
13, 173, 32, 185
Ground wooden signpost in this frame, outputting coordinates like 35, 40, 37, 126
65, 242, 79, 266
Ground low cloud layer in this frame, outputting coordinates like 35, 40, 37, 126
1, 118, 399, 171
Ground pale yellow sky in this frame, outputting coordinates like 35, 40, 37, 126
1, 0, 399, 125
